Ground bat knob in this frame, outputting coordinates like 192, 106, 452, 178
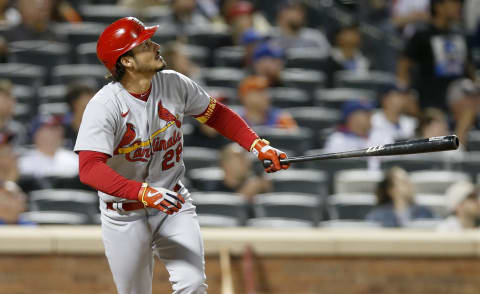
262, 160, 273, 169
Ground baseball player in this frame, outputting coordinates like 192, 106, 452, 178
74, 17, 289, 294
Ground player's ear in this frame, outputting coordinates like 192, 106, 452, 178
120, 55, 134, 68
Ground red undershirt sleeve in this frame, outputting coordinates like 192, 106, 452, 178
78, 151, 142, 200
194, 98, 259, 151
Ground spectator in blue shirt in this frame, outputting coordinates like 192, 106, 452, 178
366, 167, 434, 227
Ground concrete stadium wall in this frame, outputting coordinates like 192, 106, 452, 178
1, 226, 480, 294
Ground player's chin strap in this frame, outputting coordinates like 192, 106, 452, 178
140, 182, 149, 207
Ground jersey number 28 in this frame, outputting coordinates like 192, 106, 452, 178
162, 143, 183, 171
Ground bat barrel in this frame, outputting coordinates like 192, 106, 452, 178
375, 135, 459, 156
262, 135, 459, 169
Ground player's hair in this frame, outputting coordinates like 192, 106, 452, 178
415, 107, 447, 137
108, 50, 134, 82
375, 167, 406, 205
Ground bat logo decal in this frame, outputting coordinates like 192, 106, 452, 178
366, 145, 385, 153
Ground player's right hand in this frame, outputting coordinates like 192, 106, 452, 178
250, 138, 290, 173
138, 183, 185, 214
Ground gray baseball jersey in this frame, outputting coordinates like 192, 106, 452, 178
74, 70, 211, 202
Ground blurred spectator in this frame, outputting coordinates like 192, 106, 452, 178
371, 84, 418, 142
366, 166, 434, 227
211, 143, 271, 202
221, 0, 271, 45
0, 133, 18, 183
464, 0, 480, 39
50, 0, 82, 23
0, 79, 28, 146
119, 0, 167, 9
237, 75, 297, 129
323, 100, 377, 153
416, 107, 450, 138
18, 115, 78, 178
397, 0, 476, 111
241, 28, 264, 68
446, 78, 480, 145
5, 0, 63, 42
251, 42, 285, 87
325, 24, 371, 88
161, 41, 203, 83
437, 181, 480, 231
0, 0, 21, 28
0, 180, 32, 225
160, 0, 212, 34
63, 83, 95, 150
270, 0, 330, 53
357, 0, 392, 32
392, 0, 430, 38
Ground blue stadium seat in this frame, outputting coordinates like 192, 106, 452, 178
213, 46, 245, 68
253, 192, 322, 225
314, 87, 376, 108
267, 169, 328, 196
190, 192, 249, 225
327, 193, 376, 220
0, 63, 46, 89
254, 126, 314, 155
269, 87, 310, 108
285, 48, 329, 71
334, 169, 384, 194
79, 5, 136, 24
286, 106, 341, 131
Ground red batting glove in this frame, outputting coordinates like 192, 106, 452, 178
138, 183, 185, 214
250, 139, 290, 173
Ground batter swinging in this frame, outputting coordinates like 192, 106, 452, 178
74, 17, 289, 294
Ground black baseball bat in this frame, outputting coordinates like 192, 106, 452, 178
263, 135, 459, 168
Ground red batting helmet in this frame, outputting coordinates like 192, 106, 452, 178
97, 17, 159, 73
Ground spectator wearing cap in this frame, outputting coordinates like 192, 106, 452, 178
221, 0, 271, 46
0, 79, 28, 146
324, 100, 383, 153
446, 78, 480, 145
18, 115, 78, 178
0, 180, 33, 225
325, 24, 371, 88
239, 28, 264, 68
63, 83, 95, 150
371, 84, 418, 143
237, 75, 297, 129
366, 166, 434, 227
397, 0, 476, 111
252, 42, 285, 87
437, 181, 480, 231
270, 0, 330, 52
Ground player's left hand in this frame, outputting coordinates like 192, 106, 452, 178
138, 183, 185, 214
250, 139, 289, 173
